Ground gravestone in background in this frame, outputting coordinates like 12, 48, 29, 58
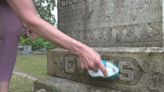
34, 0, 164, 92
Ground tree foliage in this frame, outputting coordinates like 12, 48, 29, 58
19, 0, 56, 50
34, 0, 56, 25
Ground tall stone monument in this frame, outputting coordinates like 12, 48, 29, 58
34, 0, 164, 92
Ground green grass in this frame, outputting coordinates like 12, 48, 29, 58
10, 75, 33, 92
10, 54, 47, 92
14, 54, 47, 78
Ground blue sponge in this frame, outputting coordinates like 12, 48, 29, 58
88, 60, 119, 78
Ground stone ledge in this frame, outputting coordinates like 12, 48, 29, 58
34, 76, 123, 92
51, 47, 164, 53
47, 47, 164, 92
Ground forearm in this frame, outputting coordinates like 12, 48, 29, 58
6, 0, 87, 54
25, 16, 87, 55
7, 0, 107, 77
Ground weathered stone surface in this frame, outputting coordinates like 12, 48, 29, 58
35, 89, 46, 92
34, 0, 164, 92
47, 47, 164, 92
58, 0, 162, 47
34, 76, 132, 92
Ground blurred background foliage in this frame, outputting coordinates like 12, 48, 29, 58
35, 0, 56, 25
19, 0, 56, 51
20, 36, 54, 50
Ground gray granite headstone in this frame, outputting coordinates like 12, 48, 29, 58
23, 45, 32, 55
34, 0, 164, 92
58, 0, 162, 47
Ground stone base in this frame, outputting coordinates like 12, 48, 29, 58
34, 76, 125, 92
46, 47, 164, 92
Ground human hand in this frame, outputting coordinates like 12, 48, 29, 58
78, 46, 108, 77
23, 22, 38, 40
24, 28, 38, 40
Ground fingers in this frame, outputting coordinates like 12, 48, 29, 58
80, 59, 84, 69
80, 57, 90, 70
32, 33, 39, 39
25, 30, 38, 40
78, 47, 107, 77
97, 61, 108, 77
87, 62, 98, 72
25, 29, 31, 37
93, 54, 108, 76
80, 58, 97, 71
31, 32, 37, 39
80, 58, 107, 76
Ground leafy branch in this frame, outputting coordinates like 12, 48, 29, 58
34, 0, 56, 25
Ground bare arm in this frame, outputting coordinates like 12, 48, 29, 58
7, 0, 83, 54
7, 0, 107, 76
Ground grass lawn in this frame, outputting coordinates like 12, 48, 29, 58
14, 54, 47, 78
10, 75, 33, 92
10, 54, 47, 92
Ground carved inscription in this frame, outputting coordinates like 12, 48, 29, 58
58, 0, 162, 47
118, 61, 135, 81
64, 55, 77, 74
83, 23, 162, 46
60, 0, 78, 7
63, 55, 143, 84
